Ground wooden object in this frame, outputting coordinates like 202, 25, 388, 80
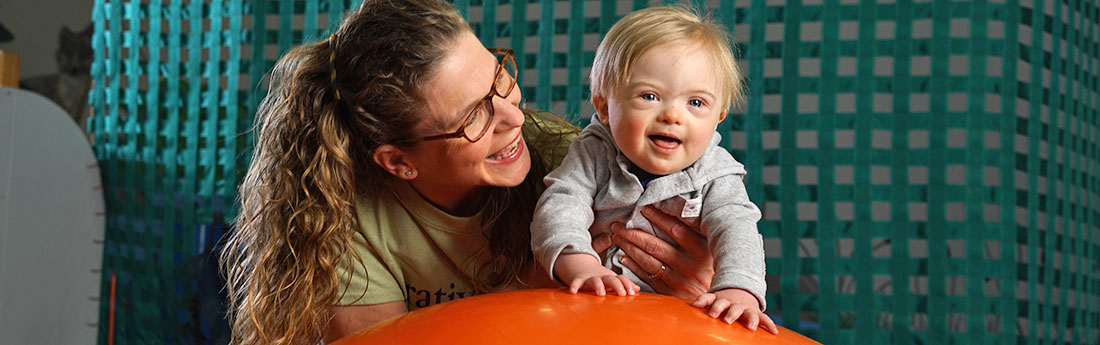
0, 50, 19, 87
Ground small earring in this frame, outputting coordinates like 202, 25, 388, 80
405, 170, 413, 177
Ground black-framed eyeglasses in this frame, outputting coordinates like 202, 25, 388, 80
406, 48, 517, 143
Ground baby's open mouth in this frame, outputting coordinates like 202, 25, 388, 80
648, 134, 681, 150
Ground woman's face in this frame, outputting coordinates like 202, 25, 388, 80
404, 31, 530, 206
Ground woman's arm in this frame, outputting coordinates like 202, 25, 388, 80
325, 302, 408, 342
595, 205, 715, 300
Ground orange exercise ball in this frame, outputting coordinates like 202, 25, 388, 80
333, 288, 820, 345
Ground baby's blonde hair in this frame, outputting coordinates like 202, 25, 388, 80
590, 6, 743, 110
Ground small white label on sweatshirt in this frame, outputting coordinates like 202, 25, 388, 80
681, 197, 702, 218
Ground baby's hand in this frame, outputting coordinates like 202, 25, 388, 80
555, 253, 640, 296
568, 270, 639, 296
692, 288, 778, 334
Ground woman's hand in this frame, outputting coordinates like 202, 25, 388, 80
592, 206, 714, 301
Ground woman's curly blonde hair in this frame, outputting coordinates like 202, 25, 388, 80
218, 0, 553, 344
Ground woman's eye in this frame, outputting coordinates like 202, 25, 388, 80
469, 108, 483, 123
465, 103, 486, 125
688, 99, 704, 107
640, 93, 657, 101
495, 72, 512, 90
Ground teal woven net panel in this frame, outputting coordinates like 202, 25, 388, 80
90, 0, 1099, 344
460, 1, 1100, 341
89, 0, 354, 343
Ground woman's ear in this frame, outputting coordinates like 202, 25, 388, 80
592, 94, 610, 124
372, 144, 418, 180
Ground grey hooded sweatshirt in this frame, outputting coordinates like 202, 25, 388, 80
531, 115, 767, 309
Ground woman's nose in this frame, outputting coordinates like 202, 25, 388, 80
493, 86, 525, 130
505, 80, 522, 106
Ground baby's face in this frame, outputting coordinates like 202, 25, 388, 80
598, 41, 727, 175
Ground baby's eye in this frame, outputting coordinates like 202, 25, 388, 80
640, 93, 658, 101
688, 99, 705, 107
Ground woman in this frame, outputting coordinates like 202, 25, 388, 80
221, 0, 716, 344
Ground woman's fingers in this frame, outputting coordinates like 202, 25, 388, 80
628, 208, 714, 290
641, 206, 707, 255
637, 206, 711, 274
590, 232, 613, 255
611, 223, 675, 274
616, 254, 682, 294
609, 207, 715, 301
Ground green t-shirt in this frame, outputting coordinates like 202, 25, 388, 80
337, 181, 489, 308
336, 112, 577, 310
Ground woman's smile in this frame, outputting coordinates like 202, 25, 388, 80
487, 132, 524, 162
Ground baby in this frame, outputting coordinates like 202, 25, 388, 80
530, 6, 775, 333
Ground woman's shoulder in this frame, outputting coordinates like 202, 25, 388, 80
352, 186, 414, 240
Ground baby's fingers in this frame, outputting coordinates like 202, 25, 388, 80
706, 298, 731, 319
721, 303, 746, 325
569, 277, 605, 295
600, 276, 627, 296
615, 275, 639, 295
589, 278, 607, 296
744, 310, 760, 331
759, 313, 780, 335
692, 293, 717, 308
568, 277, 587, 294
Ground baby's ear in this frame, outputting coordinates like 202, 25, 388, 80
719, 107, 728, 122
592, 94, 610, 124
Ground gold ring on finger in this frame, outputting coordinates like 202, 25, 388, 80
647, 264, 667, 280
